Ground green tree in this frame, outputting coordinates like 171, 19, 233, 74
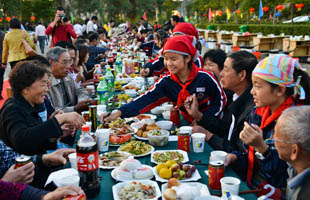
0, 0, 22, 30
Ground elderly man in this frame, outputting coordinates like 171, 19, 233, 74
46, 47, 92, 113
274, 106, 310, 200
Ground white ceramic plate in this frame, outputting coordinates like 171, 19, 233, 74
112, 180, 161, 200
111, 165, 154, 181
152, 166, 201, 182
109, 127, 137, 136
117, 144, 155, 158
161, 182, 210, 200
151, 150, 189, 164
133, 134, 148, 141
99, 151, 133, 169
133, 114, 157, 121
125, 114, 157, 123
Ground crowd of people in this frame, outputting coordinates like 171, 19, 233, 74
0, 5, 309, 200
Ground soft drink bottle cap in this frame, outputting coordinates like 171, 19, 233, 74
99, 77, 104, 81
82, 125, 90, 132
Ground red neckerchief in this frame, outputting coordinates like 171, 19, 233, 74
170, 63, 199, 122
247, 96, 295, 186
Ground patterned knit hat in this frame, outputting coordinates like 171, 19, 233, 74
253, 54, 304, 87
172, 22, 199, 40
253, 54, 306, 99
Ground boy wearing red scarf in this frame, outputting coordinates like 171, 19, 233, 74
103, 35, 226, 132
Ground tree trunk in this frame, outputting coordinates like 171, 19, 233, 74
128, 0, 137, 22
155, 6, 159, 23
291, 3, 294, 24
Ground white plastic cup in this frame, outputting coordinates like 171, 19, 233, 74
58, 175, 80, 187
96, 129, 110, 152
220, 177, 241, 196
97, 105, 107, 118
191, 133, 206, 153
211, 151, 227, 163
86, 85, 95, 96
68, 153, 77, 170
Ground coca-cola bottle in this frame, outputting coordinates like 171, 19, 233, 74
77, 128, 101, 198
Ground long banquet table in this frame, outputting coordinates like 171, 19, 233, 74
74, 131, 256, 200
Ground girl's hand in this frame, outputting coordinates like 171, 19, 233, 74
240, 122, 268, 153
184, 94, 202, 121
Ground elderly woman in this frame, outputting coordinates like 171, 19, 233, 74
0, 60, 84, 155
2, 18, 35, 70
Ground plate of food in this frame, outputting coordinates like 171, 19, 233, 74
151, 150, 189, 164
99, 118, 136, 135
111, 158, 154, 181
136, 114, 157, 121
132, 122, 161, 140
118, 141, 154, 157
153, 162, 201, 182
113, 180, 161, 200
109, 132, 134, 146
162, 179, 210, 200
99, 151, 132, 169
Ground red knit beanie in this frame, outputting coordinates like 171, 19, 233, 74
172, 22, 199, 40
163, 35, 197, 60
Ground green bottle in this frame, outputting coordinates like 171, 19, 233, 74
97, 77, 108, 105
105, 67, 115, 98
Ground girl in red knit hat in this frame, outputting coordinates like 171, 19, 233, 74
102, 35, 226, 132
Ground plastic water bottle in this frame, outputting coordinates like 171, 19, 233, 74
105, 67, 115, 98
115, 54, 122, 75
97, 77, 108, 105
93, 64, 102, 81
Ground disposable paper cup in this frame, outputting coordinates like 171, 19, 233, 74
191, 133, 206, 153
86, 85, 95, 96
96, 129, 110, 152
58, 175, 80, 187
68, 153, 77, 170
211, 151, 227, 163
97, 105, 107, 118
220, 177, 240, 196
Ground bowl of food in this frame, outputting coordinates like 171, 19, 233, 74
156, 120, 173, 130
124, 89, 137, 97
147, 130, 170, 147
162, 111, 170, 120
163, 104, 173, 111
151, 106, 165, 115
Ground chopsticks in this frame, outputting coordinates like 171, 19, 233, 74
174, 95, 203, 110
191, 160, 209, 166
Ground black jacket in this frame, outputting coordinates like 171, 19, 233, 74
206, 86, 254, 152
0, 94, 62, 155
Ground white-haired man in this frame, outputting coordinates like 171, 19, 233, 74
274, 106, 310, 200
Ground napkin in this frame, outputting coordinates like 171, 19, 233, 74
45, 168, 78, 187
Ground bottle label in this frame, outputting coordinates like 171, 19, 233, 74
77, 151, 99, 171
